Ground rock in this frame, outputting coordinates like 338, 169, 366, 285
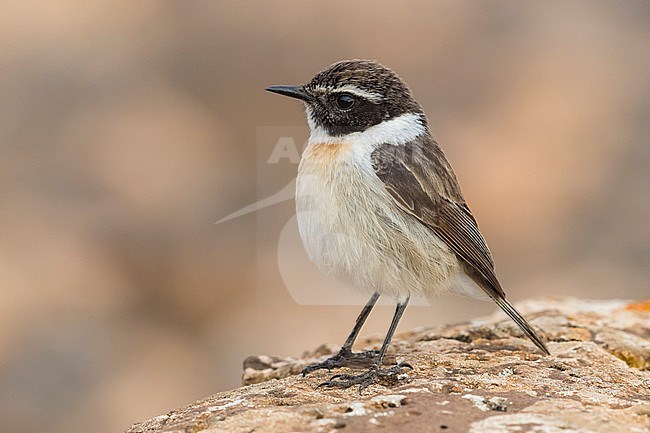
127, 297, 650, 433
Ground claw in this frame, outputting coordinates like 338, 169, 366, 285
396, 361, 413, 370
302, 365, 326, 377
301, 348, 383, 376
316, 381, 331, 389
314, 363, 413, 392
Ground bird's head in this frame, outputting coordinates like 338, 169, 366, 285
267, 60, 424, 138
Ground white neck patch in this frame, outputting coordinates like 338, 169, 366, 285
306, 111, 426, 148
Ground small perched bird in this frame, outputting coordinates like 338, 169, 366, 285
266, 60, 550, 391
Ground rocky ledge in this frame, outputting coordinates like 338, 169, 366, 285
127, 298, 650, 433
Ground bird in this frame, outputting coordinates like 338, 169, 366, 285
266, 60, 550, 391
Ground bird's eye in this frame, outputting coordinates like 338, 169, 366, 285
335, 93, 355, 110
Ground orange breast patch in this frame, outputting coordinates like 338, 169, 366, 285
307, 142, 350, 165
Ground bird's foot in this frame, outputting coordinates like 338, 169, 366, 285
302, 348, 380, 376
316, 362, 413, 392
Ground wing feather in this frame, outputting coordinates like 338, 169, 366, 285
371, 135, 550, 355
371, 135, 503, 298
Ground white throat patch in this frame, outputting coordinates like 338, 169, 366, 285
306, 111, 426, 148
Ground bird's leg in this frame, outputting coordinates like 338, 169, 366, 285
302, 293, 380, 376
318, 296, 412, 392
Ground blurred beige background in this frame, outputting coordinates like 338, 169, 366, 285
1, 1, 648, 432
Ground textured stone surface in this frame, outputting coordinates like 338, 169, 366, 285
127, 298, 650, 433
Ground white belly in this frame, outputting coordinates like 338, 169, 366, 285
296, 142, 462, 301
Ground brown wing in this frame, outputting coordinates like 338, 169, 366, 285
371, 135, 504, 299
371, 135, 550, 355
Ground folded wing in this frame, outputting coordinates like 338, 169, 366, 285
371, 135, 550, 355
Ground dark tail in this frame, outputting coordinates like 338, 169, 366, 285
493, 297, 550, 355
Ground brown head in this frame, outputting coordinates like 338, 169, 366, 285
267, 60, 425, 136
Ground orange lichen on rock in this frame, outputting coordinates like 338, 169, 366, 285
625, 300, 650, 312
